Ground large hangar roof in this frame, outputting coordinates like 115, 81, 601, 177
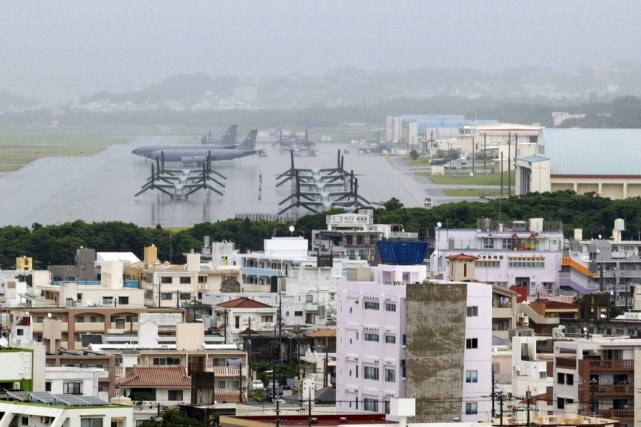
541, 128, 641, 176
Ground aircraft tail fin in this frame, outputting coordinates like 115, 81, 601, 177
219, 125, 238, 146
238, 129, 258, 150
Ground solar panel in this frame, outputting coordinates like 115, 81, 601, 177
30, 392, 57, 404
79, 396, 111, 406
56, 394, 90, 406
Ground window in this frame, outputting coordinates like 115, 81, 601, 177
364, 398, 378, 412
118, 296, 129, 305
465, 402, 478, 415
356, 365, 358, 378
235, 316, 240, 328
558, 373, 573, 385
168, 390, 183, 401
384, 400, 391, 414
364, 333, 379, 342
45, 382, 51, 392
467, 306, 478, 317
364, 301, 379, 310
180, 292, 191, 300
364, 366, 379, 380
294, 311, 303, 316
180, 277, 191, 284
64, 382, 82, 395
466, 338, 478, 349
557, 397, 573, 409
90, 315, 100, 323
21, 417, 28, 426
385, 368, 396, 383
385, 303, 396, 312
161, 277, 172, 284
261, 315, 273, 322
161, 292, 173, 300
385, 335, 396, 344
483, 238, 494, 249
102, 297, 113, 305
466, 370, 478, 383
80, 418, 103, 427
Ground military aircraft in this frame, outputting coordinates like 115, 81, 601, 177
201, 125, 238, 148
134, 130, 260, 165
132, 125, 239, 158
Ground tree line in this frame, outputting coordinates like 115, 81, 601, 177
1, 191, 640, 269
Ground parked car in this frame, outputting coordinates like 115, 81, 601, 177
251, 380, 264, 391
266, 386, 283, 401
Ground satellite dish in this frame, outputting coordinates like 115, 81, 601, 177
437, 222, 442, 228
289, 226, 295, 233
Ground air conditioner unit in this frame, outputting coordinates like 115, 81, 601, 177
13, 382, 20, 390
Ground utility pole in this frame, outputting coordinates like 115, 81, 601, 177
484, 133, 487, 173
507, 131, 511, 197
499, 392, 504, 427
491, 370, 496, 418
500, 152, 504, 196
239, 361, 244, 403
526, 389, 531, 427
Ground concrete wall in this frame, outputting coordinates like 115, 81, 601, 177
406, 284, 467, 422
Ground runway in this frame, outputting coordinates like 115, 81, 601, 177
0, 137, 432, 227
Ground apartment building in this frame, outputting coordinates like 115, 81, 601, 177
554, 337, 640, 427
431, 218, 564, 297
336, 242, 493, 423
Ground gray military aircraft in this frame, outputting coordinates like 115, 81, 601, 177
201, 125, 238, 148
132, 125, 239, 158
138, 130, 260, 165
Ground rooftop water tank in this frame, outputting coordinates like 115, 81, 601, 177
614, 218, 625, 231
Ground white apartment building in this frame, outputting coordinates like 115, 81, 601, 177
140, 251, 241, 307
511, 336, 553, 398
336, 252, 493, 423
431, 218, 564, 297
45, 367, 107, 400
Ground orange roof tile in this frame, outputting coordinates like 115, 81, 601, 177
306, 329, 336, 338
447, 253, 478, 261
217, 297, 273, 309
117, 367, 191, 388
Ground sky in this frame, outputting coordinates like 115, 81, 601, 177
2, 0, 641, 103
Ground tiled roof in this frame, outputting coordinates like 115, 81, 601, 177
447, 253, 478, 261
306, 329, 336, 338
117, 366, 190, 388
217, 297, 273, 309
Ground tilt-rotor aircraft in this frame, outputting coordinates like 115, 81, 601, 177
133, 130, 259, 165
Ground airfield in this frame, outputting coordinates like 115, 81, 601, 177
0, 136, 437, 228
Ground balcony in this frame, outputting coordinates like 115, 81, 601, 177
242, 267, 283, 277
580, 359, 634, 372
75, 322, 106, 333
587, 384, 634, 397
556, 357, 577, 369
208, 366, 242, 376
597, 409, 634, 420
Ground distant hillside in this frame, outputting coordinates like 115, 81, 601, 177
0, 90, 39, 110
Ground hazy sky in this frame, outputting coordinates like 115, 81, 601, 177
2, 0, 640, 103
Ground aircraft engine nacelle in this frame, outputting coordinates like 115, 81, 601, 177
181, 156, 207, 165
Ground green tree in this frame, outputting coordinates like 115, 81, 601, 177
409, 149, 419, 160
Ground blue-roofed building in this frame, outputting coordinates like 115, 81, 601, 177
516, 128, 641, 199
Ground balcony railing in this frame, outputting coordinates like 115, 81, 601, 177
596, 409, 634, 419
208, 366, 241, 376
581, 359, 634, 371
556, 357, 576, 368
586, 384, 634, 397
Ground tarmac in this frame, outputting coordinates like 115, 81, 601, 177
0, 137, 446, 228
